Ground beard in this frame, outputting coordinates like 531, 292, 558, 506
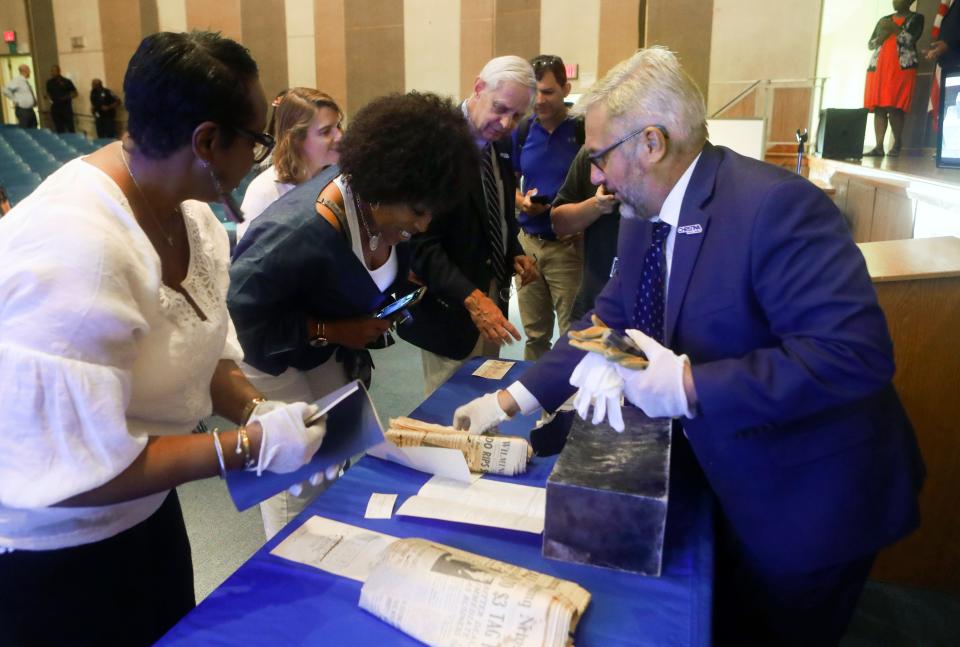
614, 180, 650, 221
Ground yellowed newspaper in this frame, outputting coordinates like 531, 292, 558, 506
388, 417, 532, 476
359, 538, 590, 647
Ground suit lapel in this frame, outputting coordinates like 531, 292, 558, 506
665, 143, 721, 346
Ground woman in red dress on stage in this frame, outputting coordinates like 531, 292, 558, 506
864, 0, 924, 157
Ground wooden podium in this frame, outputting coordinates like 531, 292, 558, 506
859, 236, 960, 593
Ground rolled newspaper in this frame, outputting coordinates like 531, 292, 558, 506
387, 417, 532, 476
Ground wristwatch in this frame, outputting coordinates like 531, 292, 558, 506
309, 319, 329, 348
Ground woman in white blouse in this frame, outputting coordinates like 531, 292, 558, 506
236, 87, 343, 241
0, 32, 325, 645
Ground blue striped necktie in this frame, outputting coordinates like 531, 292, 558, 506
633, 220, 671, 343
480, 145, 507, 286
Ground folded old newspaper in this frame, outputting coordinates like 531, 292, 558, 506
387, 417, 532, 476
360, 537, 590, 647
272, 516, 591, 647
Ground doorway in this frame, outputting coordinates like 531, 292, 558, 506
1, 55, 38, 126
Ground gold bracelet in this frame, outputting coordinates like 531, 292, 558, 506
240, 397, 266, 425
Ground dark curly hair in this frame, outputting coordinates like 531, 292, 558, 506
338, 92, 478, 214
124, 31, 259, 159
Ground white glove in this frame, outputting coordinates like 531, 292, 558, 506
252, 402, 326, 475
570, 352, 625, 432
453, 392, 510, 434
617, 329, 692, 419
250, 399, 284, 419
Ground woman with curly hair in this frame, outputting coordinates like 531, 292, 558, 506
237, 87, 342, 240
228, 92, 478, 538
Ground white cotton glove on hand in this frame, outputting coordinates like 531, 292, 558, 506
250, 399, 284, 418
453, 392, 510, 435
617, 329, 692, 419
570, 352, 625, 432
252, 402, 327, 475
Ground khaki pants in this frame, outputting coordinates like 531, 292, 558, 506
421, 281, 502, 397
517, 231, 583, 360
421, 333, 501, 397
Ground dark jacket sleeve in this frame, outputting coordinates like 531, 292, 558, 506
228, 223, 337, 375
410, 210, 479, 305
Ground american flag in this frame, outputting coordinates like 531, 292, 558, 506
929, 0, 956, 131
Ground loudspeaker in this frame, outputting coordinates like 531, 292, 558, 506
816, 108, 868, 160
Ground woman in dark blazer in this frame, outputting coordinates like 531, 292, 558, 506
228, 92, 477, 537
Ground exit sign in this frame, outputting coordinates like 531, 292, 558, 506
3, 31, 15, 43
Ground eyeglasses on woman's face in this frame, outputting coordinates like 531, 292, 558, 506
232, 126, 276, 163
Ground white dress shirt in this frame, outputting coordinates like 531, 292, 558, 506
2, 75, 36, 109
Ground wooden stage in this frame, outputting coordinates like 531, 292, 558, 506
808, 153, 960, 242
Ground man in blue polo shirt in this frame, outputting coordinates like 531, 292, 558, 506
512, 55, 584, 360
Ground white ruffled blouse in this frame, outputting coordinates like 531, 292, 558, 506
0, 158, 242, 551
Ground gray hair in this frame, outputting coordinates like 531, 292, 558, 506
477, 55, 536, 100
573, 47, 707, 151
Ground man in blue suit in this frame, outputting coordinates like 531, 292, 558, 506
453, 47, 924, 645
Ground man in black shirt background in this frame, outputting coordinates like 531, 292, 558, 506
90, 78, 120, 139
45, 65, 77, 133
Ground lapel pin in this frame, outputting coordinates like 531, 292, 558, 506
677, 224, 703, 235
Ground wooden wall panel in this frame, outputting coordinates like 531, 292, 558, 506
844, 178, 876, 243
768, 86, 810, 144
314, 0, 347, 113
598, 0, 641, 78
185, 0, 241, 41
344, 0, 404, 117
871, 187, 915, 242
99, 0, 142, 92
241, 0, 288, 110
494, 0, 539, 60
870, 275, 960, 592
644, 0, 712, 102
460, 0, 494, 99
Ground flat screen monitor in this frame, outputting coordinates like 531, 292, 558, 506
936, 68, 960, 169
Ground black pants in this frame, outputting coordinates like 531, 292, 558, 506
713, 514, 875, 647
50, 103, 74, 133
0, 490, 196, 646
14, 106, 36, 128
95, 112, 117, 138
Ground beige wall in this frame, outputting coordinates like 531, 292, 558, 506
404, 0, 459, 99
285, 0, 316, 89
51, 0, 106, 134
156, 0, 187, 31
0, 0, 32, 53
708, 0, 823, 114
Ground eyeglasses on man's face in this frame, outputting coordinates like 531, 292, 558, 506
588, 124, 670, 173
232, 126, 276, 163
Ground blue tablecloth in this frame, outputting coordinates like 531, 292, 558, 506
160, 358, 713, 646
